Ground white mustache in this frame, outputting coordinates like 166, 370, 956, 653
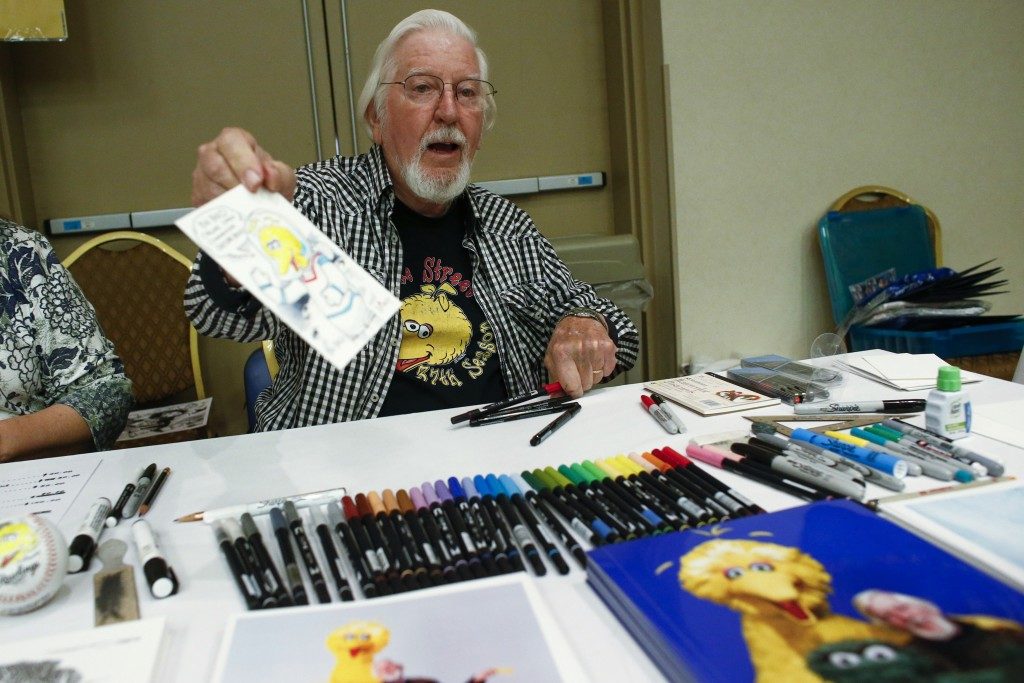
420, 126, 466, 150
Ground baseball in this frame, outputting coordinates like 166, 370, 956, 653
0, 513, 69, 615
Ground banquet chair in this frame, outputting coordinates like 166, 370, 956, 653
63, 231, 208, 443
244, 340, 278, 432
820, 187, 1024, 380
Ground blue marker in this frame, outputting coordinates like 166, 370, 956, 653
790, 428, 908, 478
502, 474, 574, 572
485, 474, 546, 576
471, 475, 524, 572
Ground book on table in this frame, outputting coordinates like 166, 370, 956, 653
644, 373, 780, 416
587, 499, 1024, 683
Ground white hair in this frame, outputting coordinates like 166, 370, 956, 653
356, 9, 496, 139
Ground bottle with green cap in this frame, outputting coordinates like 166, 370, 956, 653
925, 365, 971, 439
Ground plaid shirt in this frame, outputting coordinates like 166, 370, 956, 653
183, 145, 639, 431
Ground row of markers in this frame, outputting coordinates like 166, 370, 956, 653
210, 447, 765, 608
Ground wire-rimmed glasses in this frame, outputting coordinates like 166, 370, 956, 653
380, 74, 496, 110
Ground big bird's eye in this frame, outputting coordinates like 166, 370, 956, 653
417, 323, 433, 339
361, 633, 370, 641
828, 652, 861, 669
862, 644, 897, 662
404, 320, 420, 334
749, 562, 773, 572
723, 566, 744, 579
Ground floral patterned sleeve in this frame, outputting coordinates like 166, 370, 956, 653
0, 221, 133, 450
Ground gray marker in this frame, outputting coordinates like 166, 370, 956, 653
121, 463, 157, 518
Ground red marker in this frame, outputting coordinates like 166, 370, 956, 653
641, 395, 678, 435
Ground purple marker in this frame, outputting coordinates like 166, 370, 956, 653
420, 484, 475, 580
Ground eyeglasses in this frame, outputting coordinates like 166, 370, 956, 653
380, 74, 496, 110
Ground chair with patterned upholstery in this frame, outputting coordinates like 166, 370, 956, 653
63, 231, 207, 444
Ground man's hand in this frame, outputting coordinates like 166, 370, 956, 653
543, 316, 618, 398
191, 127, 297, 206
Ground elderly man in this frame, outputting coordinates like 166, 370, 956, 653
184, 9, 638, 430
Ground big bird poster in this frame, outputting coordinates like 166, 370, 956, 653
588, 500, 1024, 682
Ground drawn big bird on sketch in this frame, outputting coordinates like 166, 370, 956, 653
396, 283, 472, 373
678, 539, 907, 683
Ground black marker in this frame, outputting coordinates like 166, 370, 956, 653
469, 402, 573, 427
131, 519, 179, 598
341, 496, 394, 595
499, 475, 569, 574
240, 513, 291, 607
483, 475, 546, 576
283, 501, 331, 603
470, 475, 525, 572
511, 473, 587, 568
68, 497, 111, 573
450, 382, 563, 424
105, 483, 135, 528
268, 507, 308, 605
214, 521, 260, 610
327, 501, 379, 598
530, 402, 581, 447
397, 489, 456, 584
121, 463, 157, 518
222, 518, 276, 609
310, 506, 353, 601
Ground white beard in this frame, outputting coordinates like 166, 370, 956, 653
399, 126, 472, 205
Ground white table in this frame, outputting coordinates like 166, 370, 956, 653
3, 352, 1023, 682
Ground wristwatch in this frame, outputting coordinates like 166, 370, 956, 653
559, 306, 609, 332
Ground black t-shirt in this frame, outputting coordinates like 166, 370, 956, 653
378, 198, 508, 417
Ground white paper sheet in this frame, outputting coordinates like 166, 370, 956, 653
117, 397, 213, 442
0, 457, 101, 523
0, 617, 166, 682
177, 187, 401, 373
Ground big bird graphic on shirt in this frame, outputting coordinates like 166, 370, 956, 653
396, 283, 472, 373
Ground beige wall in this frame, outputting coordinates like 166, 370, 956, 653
662, 0, 1024, 369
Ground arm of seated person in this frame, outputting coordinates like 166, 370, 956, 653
0, 404, 95, 462
543, 315, 619, 398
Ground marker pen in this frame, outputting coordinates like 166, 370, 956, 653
356, 494, 410, 591
421, 484, 485, 579
268, 507, 309, 605
542, 467, 633, 540
558, 464, 646, 537
847, 428, 967, 482
629, 453, 738, 519
499, 475, 569, 574
730, 442, 867, 500
469, 402, 571, 427
684, 443, 830, 502
752, 434, 905, 493
641, 395, 678, 435
512, 473, 587, 567
794, 399, 925, 414
328, 501, 380, 598
529, 403, 581, 447
222, 517, 276, 609
105, 483, 135, 528
68, 497, 112, 573
214, 520, 261, 610
130, 519, 179, 599
176, 486, 349, 523
283, 500, 331, 602
571, 462, 667, 534
121, 463, 157, 519
790, 429, 908, 478
649, 393, 688, 433
589, 459, 692, 529
310, 506, 353, 601
654, 447, 766, 515
137, 467, 171, 517
383, 489, 441, 586
522, 470, 610, 547
434, 481, 494, 577
883, 418, 1004, 477
408, 488, 470, 582
365, 491, 426, 589
340, 497, 394, 594
450, 382, 563, 424
240, 513, 291, 607
482, 475, 546, 576
446, 479, 506, 575
395, 489, 451, 584
468, 477, 525, 573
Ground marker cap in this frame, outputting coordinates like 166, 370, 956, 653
143, 557, 178, 599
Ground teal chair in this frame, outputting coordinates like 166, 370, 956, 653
818, 186, 1024, 379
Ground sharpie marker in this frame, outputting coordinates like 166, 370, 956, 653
105, 483, 135, 528
268, 507, 309, 605
131, 519, 179, 599
68, 497, 112, 573
883, 419, 1005, 477
121, 463, 157, 519
641, 394, 678, 435
754, 433, 905, 493
731, 442, 866, 500
795, 400, 925, 415
649, 393, 688, 433
790, 428, 908, 478
214, 521, 261, 610
684, 442, 830, 502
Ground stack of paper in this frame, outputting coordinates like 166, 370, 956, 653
837, 353, 984, 390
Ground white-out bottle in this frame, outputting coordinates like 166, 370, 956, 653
925, 365, 971, 439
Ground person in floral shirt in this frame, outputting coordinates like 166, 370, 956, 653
1, 218, 132, 461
